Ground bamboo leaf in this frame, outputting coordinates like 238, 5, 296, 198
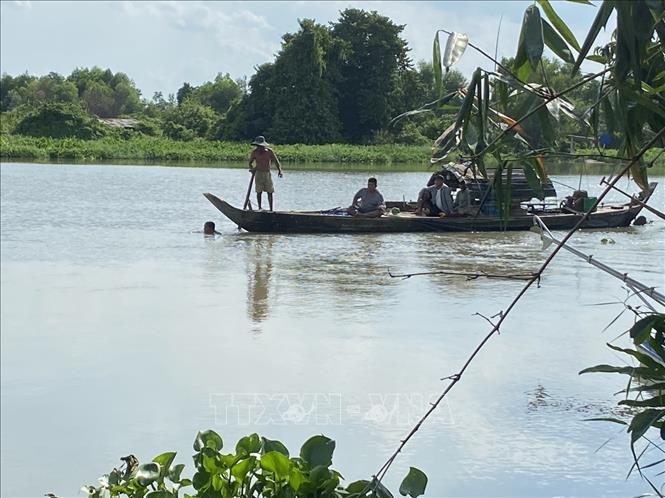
631, 314, 665, 344
566, 0, 594, 4
433, 32, 443, 97
455, 70, 481, 130
579, 364, 653, 375
584, 417, 628, 425
586, 54, 608, 64
538, 0, 581, 51
573, 0, 615, 73
522, 160, 545, 199
442, 32, 469, 69
606, 343, 665, 372
476, 75, 485, 149
537, 105, 556, 146
619, 396, 665, 408
524, 5, 545, 69
542, 19, 575, 63
629, 409, 665, 443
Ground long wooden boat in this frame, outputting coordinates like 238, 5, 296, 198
203, 192, 652, 234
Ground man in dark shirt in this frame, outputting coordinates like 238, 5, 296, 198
347, 177, 386, 217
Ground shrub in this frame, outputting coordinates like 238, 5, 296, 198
14, 102, 107, 139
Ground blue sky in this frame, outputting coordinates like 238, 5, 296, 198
1, 1, 613, 99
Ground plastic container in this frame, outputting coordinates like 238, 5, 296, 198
583, 197, 598, 212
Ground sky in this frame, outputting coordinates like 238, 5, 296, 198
0, 1, 613, 99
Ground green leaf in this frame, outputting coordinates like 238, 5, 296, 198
300, 435, 335, 468
220, 453, 239, 468
261, 437, 289, 457
145, 492, 173, 498
260, 451, 291, 479
455, 69, 481, 131
579, 364, 655, 375
542, 19, 575, 63
566, 0, 593, 4
168, 463, 185, 483
537, 0, 581, 51
586, 54, 608, 64
584, 417, 628, 425
514, 5, 545, 79
231, 457, 255, 483
136, 463, 161, 487
628, 409, 665, 443
192, 470, 211, 491
152, 452, 176, 479
630, 314, 665, 344
573, 0, 615, 73
290, 467, 306, 491
619, 396, 665, 408
236, 433, 261, 456
433, 32, 443, 97
399, 467, 428, 498
606, 343, 665, 372
346, 480, 371, 495
524, 5, 545, 68
522, 161, 545, 199
193, 430, 223, 452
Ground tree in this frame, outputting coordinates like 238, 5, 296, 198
163, 100, 217, 140
331, 8, 411, 143
14, 102, 107, 139
219, 63, 277, 141
269, 19, 344, 144
189, 74, 243, 115
176, 82, 195, 106
67, 67, 142, 117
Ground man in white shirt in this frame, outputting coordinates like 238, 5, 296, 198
416, 175, 454, 216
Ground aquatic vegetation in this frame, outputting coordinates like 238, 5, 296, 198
80, 431, 427, 498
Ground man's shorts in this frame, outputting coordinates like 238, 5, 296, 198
254, 170, 274, 193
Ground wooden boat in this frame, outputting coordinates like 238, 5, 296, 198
203, 191, 652, 234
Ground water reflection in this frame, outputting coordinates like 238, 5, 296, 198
245, 235, 275, 324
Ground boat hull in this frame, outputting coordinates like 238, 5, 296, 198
203, 193, 645, 233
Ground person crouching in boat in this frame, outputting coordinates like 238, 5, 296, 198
248, 135, 283, 211
453, 181, 476, 216
347, 177, 387, 218
416, 175, 454, 217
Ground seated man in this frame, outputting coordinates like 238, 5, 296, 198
416, 175, 454, 217
348, 177, 386, 218
454, 181, 475, 215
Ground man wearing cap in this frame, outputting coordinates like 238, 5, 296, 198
248, 135, 283, 211
415, 174, 454, 216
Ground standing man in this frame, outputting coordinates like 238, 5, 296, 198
248, 135, 283, 211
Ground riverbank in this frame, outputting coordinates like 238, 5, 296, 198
1, 134, 663, 173
0, 135, 431, 165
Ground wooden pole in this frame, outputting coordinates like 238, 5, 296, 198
243, 170, 256, 210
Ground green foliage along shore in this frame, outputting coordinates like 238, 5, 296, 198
0, 134, 432, 166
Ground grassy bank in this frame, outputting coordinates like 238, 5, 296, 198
1, 134, 663, 173
0, 134, 431, 165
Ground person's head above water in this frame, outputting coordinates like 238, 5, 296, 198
367, 177, 378, 192
203, 221, 217, 235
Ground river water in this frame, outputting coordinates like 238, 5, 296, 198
1, 162, 664, 497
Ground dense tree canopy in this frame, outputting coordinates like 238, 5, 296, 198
0, 7, 620, 146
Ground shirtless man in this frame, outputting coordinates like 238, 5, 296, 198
248, 136, 283, 211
